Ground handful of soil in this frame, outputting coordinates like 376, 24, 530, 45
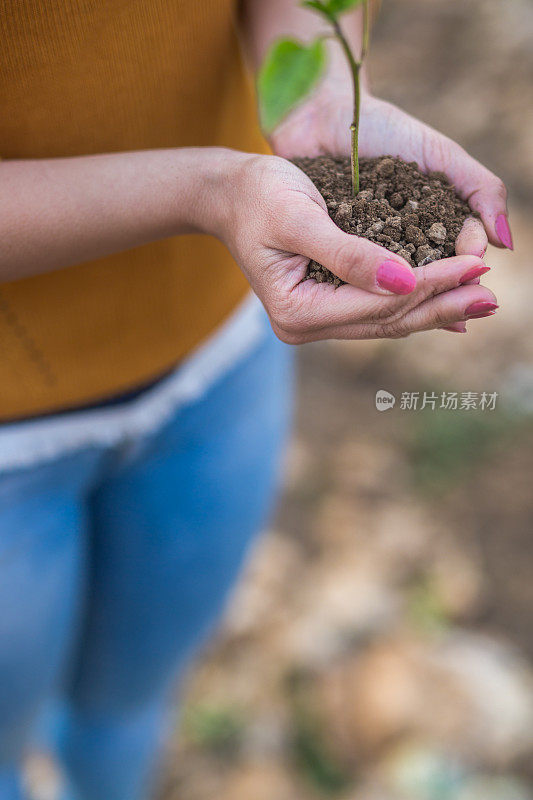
293, 155, 473, 286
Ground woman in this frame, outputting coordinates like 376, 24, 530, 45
0, 1, 511, 798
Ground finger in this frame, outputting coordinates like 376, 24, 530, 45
469, 182, 513, 250
391, 284, 498, 335
281, 199, 417, 296
441, 322, 467, 334
455, 216, 488, 259
290, 256, 489, 341
425, 136, 512, 249
287, 254, 490, 333
312, 284, 498, 341
288, 278, 380, 332
407, 255, 490, 303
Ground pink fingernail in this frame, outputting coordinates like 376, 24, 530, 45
465, 301, 499, 317
376, 260, 416, 295
443, 323, 467, 333
468, 311, 497, 319
459, 265, 491, 284
495, 214, 514, 250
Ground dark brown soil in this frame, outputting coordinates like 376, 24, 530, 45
293, 155, 473, 285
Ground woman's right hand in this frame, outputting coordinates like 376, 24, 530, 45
210, 151, 498, 342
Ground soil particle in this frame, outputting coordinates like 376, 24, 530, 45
389, 192, 404, 209
334, 202, 353, 226
427, 222, 447, 244
377, 157, 395, 178
383, 225, 402, 242
293, 155, 474, 284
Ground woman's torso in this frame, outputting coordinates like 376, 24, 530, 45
0, 0, 267, 420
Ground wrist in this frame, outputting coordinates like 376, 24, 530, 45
183, 148, 254, 240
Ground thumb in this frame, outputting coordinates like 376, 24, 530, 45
286, 203, 417, 296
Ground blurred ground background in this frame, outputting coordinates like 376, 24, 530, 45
158, 1, 533, 798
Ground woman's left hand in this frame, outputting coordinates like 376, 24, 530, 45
270, 91, 513, 257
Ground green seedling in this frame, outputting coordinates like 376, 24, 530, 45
258, 0, 372, 196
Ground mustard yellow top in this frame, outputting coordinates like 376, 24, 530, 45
0, 0, 267, 420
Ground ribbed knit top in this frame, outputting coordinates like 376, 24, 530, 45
0, 0, 267, 420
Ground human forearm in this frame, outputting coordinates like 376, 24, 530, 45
0, 147, 245, 283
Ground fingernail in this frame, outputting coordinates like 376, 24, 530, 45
443, 323, 467, 333
495, 214, 514, 250
468, 311, 497, 319
459, 265, 490, 284
376, 260, 416, 295
465, 301, 498, 316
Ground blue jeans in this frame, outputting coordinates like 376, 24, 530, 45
0, 331, 292, 800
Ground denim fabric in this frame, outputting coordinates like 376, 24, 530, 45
0, 329, 293, 800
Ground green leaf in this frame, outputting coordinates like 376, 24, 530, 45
326, 0, 365, 13
258, 38, 326, 134
302, 1, 329, 13
301, 1, 335, 23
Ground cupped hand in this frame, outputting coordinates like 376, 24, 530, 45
271, 91, 513, 256
215, 153, 497, 343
